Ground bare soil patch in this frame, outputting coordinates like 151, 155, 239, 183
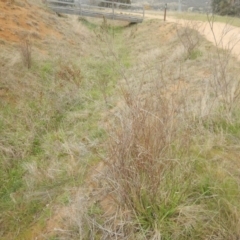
0, 0, 63, 43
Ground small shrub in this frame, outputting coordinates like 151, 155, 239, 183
177, 21, 201, 59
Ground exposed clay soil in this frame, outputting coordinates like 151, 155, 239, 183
0, 0, 62, 43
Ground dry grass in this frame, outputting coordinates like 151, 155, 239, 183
69, 19, 240, 240
1, 4, 240, 239
0, 9, 102, 239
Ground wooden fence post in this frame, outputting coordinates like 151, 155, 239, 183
164, 3, 167, 21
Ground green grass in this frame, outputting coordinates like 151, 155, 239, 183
203, 112, 240, 139
78, 17, 98, 30
187, 49, 203, 60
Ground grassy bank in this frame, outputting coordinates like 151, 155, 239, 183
1, 10, 240, 240
0, 17, 131, 239
75, 18, 240, 239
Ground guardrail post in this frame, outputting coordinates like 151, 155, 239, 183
46, 0, 145, 23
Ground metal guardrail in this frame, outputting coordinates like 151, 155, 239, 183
46, 0, 144, 23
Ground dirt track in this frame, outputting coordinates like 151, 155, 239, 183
145, 12, 240, 61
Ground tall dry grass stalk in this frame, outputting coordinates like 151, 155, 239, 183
20, 38, 32, 69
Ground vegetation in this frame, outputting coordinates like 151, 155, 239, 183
212, 0, 240, 16
82, 19, 240, 239
1, 3, 240, 239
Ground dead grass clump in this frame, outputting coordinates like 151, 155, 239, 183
56, 61, 83, 87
